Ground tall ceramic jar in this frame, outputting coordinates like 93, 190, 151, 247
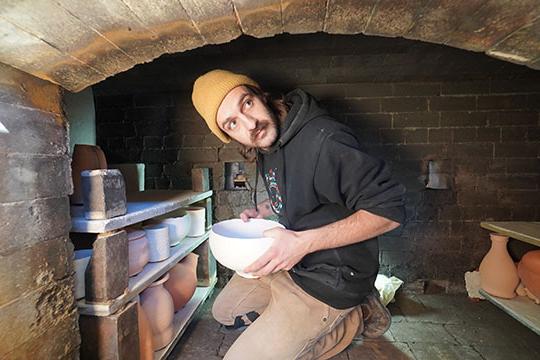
137, 302, 154, 360
128, 230, 150, 276
140, 273, 175, 351
479, 233, 519, 299
164, 253, 199, 311
143, 224, 170, 262
186, 207, 205, 237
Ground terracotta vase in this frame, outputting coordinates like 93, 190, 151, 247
479, 233, 519, 299
71, 144, 107, 204
137, 303, 154, 360
164, 253, 199, 311
128, 230, 150, 277
140, 273, 175, 351
517, 250, 540, 300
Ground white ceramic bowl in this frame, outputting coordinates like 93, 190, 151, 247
186, 207, 206, 237
160, 214, 191, 246
143, 224, 171, 262
209, 219, 284, 278
74, 249, 92, 299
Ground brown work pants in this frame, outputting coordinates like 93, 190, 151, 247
212, 271, 363, 360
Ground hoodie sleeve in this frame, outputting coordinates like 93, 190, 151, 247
313, 131, 406, 224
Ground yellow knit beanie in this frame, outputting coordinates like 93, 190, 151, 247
192, 69, 260, 143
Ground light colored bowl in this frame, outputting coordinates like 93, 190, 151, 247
186, 207, 206, 237
143, 224, 170, 262
209, 219, 284, 278
160, 214, 191, 246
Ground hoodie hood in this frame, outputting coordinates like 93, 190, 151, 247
263, 89, 328, 154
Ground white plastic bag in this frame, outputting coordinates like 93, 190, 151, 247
375, 274, 404, 306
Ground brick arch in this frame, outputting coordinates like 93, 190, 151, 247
0, 0, 538, 92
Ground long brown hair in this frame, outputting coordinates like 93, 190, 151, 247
238, 85, 290, 162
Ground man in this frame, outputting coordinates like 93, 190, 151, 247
192, 69, 406, 359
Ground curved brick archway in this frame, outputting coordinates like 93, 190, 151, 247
0, 0, 539, 92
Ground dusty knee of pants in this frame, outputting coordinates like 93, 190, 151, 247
212, 294, 261, 327
212, 294, 233, 325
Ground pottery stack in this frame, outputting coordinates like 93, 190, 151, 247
164, 253, 199, 311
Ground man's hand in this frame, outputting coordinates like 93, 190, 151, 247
239, 199, 273, 222
243, 227, 311, 277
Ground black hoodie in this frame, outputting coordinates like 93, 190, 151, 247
257, 89, 406, 309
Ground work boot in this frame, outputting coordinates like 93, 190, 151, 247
360, 290, 391, 338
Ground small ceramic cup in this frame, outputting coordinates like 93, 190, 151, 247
74, 249, 93, 299
160, 213, 191, 246
143, 224, 171, 262
185, 207, 205, 237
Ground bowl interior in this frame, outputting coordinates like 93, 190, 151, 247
212, 219, 283, 239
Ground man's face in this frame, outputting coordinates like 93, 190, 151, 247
216, 86, 279, 149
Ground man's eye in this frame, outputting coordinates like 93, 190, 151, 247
229, 120, 237, 130
245, 99, 253, 107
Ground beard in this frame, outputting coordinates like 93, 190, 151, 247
249, 111, 280, 149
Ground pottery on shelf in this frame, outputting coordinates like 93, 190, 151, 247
479, 233, 520, 299
185, 207, 205, 237
71, 144, 107, 205
210, 218, 284, 278
137, 302, 154, 360
74, 249, 93, 299
160, 213, 191, 246
128, 230, 150, 276
517, 250, 540, 302
140, 273, 175, 351
143, 224, 170, 262
164, 253, 199, 311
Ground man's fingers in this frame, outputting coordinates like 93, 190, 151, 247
252, 259, 281, 277
244, 248, 274, 273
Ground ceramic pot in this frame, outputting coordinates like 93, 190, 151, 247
479, 233, 519, 299
143, 224, 170, 262
517, 250, 540, 300
128, 230, 150, 276
71, 144, 107, 204
164, 253, 199, 311
74, 249, 92, 299
160, 213, 191, 246
140, 273, 175, 351
210, 219, 284, 278
185, 207, 205, 237
137, 302, 154, 360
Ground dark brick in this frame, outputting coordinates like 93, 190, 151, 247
486, 175, 539, 190
528, 127, 540, 141
477, 127, 501, 142
155, 177, 171, 189
0, 197, 70, 254
453, 128, 477, 143
405, 129, 428, 144
491, 79, 540, 94
183, 135, 205, 147
380, 129, 404, 144
141, 149, 177, 163
457, 190, 499, 206
98, 122, 135, 138
0, 154, 71, 203
143, 136, 163, 149
512, 207, 540, 221
134, 93, 172, 107
501, 127, 527, 141
180, 148, 219, 163
440, 112, 487, 127
125, 136, 142, 149
95, 108, 125, 124
163, 162, 190, 178
428, 129, 452, 143
500, 190, 540, 206
441, 81, 490, 95
484, 207, 513, 221
507, 158, 540, 173
171, 120, 211, 135
487, 111, 538, 126
347, 114, 392, 128
448, 143, 493, 158
430, 96, 476, 111
144, 164, 163, 177
94, 95, 133, 109
299, 84, 346, 99
381, 97, 428, 112
355, 128, 380, 144
393, 112, 439, 128
528, 94, 540, 110
135, 119, 170, 137
81, 169, 127, 220
399, 144, 447, 160
164, 132, 183, 148
495, 143, 538, 158
478, 95, 528, 110
328, 98, 381, 113
393, 82, 440, 96
106, 137, 125, 150
344, 83, 392, 97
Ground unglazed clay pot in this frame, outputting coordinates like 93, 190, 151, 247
143, 224, 170, 262
164, 253, 199, 311
137, 302, 154, 360
479, 233, 519, 299
140, 273, 175, 351
210, 219, 284, 278
517, 250, 540, 300
186, 207, 206, 237
160, 213, 191, 246
71, 144, 107, 205
128, 230, 150, 277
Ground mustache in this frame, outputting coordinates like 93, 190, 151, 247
250, 120, 270, 142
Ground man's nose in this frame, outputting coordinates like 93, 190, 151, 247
240, 114, 257, 130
